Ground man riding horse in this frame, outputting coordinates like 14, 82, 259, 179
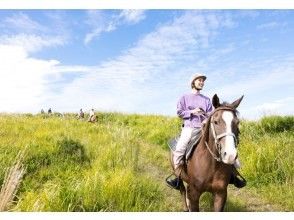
166, 73, 246, 190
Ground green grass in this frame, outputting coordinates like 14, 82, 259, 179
259, 115, 294, 133
0, 113, 293, 211
239, 117, 293, 210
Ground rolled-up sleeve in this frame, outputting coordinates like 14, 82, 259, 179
177, 96, 191, 119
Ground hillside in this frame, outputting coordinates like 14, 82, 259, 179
0, 113, 293, 211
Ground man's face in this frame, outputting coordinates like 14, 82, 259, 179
194, 77, 205, 90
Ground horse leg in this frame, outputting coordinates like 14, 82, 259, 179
187, 185, 201, 212
179, 180, 189, 211
213, 190, 227, 211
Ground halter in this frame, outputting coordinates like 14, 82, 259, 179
204, 106, 238, 162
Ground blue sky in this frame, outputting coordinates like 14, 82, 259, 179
0, 10, 293, 120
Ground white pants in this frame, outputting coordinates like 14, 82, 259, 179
173, 127, 201, 169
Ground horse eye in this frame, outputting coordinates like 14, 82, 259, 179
214, 120, 218, 125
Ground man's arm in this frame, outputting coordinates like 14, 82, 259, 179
177, 96, 192, 119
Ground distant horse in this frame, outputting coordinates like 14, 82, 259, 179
171, 94, 244, 211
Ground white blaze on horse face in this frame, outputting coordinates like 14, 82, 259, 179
221, 111, 237, 164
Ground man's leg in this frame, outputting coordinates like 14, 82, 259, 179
166, 127, 192, 190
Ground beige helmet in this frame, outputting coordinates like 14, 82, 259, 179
190, 73, 207, 88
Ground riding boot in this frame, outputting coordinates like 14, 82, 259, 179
166, 176, 181, 190
166, 162, 189, 190
229, 166, 247, 188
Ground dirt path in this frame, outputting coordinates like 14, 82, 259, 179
227, 186, 284, 211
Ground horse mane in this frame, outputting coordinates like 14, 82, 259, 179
201, 114, 211, 144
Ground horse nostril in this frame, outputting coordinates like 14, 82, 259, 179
224, 152, 227, 157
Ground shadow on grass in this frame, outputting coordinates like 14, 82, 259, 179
198, 192, 249, 212
224, 198, 248, 211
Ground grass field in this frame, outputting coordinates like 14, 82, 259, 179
0, 113, 293, 211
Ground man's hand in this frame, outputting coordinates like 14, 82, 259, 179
191, 107, 204, 115
202, 118, 208, 125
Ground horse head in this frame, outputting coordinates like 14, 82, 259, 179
206, 94, 244, 165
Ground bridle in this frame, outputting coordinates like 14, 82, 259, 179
204, 106, 238, 162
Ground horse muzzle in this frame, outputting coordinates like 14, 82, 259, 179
221, 150, 237, 165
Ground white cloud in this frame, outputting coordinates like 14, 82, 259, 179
0, 34, 66, 53
0, 44, 59, 113
0, 12, 69, 111
205, 55, 294, 120
1, 12, 47, 33
84, 29, 103, 45
0, 12, 69, 54
252, 97, 294, 118
84, 10, 146, 44
119, 10, 146, 24
256, 97, 291, 112
50, 11, 235, 114
208, 56, 294, 99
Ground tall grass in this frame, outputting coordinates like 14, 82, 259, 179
259, 115, 294, 133
239, 116, 293, 209
0, 148, 26, 211
0, 114, 168, 211
0, 113, 293, 211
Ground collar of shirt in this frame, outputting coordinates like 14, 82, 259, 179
191, 89, 201, 95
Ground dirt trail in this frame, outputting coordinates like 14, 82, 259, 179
228, 186, 284, 211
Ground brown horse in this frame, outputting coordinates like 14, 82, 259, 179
171, 94, 244, 211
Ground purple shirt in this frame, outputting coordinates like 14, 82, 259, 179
177, 92, 213, 128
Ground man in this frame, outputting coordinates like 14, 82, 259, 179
88, 108, 97, 122
166, 73, 212, 189
78, 108, 84, 119
166, 73, 246, 190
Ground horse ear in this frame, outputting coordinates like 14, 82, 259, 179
212, 94, 220, 108
231, 95, 244, 109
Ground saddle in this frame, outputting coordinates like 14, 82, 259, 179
167, 129, 202, 161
